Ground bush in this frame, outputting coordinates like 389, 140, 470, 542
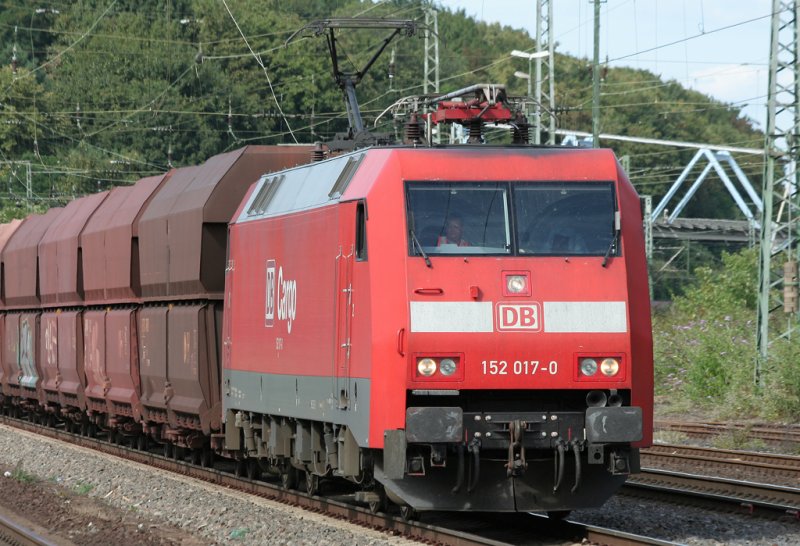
652, 247, 800, 421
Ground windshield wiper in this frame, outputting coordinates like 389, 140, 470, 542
601, 232, 617, 268
601, 211, 621, 268
410, 229, 432, 268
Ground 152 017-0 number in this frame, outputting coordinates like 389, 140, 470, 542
481, 360, 558, 375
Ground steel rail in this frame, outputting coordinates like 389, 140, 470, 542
644, 443, 800, 484
0, 415, 680, 546
627, 467, 800, 518
0, 508, 70, 546
655, 420, 800, 445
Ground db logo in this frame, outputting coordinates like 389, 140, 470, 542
496, 303, 542, 331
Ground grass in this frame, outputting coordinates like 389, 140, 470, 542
73, 481, 94, 495
10, 462, 37, 484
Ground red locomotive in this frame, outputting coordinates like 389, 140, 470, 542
222, 142, 653, 514
0, 18, 652, 515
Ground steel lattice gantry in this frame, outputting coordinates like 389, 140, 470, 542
757, 0, 800, 382
535, 0, 555, 145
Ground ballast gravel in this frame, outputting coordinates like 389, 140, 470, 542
0, 424, 418, 545
1, 423, 799, 545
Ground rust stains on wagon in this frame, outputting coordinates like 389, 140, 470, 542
0, 219, 23, 400
39, 191, 109, 307
137, 145, 313, 301
81, 174, 171, 304
3, 208, 63, 309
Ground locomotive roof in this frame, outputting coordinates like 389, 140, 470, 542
234, 145, 621, 225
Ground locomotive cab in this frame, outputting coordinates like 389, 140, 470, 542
365, 146, 653, 513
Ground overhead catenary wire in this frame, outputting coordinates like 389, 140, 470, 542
0, 1, 767, 194
220, 0, 298, 144
606, 11, 772, 64
2, 0, 118, 95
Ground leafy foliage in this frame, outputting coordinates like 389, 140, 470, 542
0, 0, 762, 220
654, 247, 800, 421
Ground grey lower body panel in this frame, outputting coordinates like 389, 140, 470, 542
222, 369, 371, 447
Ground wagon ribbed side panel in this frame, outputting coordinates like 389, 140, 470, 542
138, 166, 202, 299
0, 220, 24, 306
3, 209, 63, 309
81, 174, 171, 304
0, 220, 23, 399
166, 304, 221, 434
40, 312, 59, 403
57, 310, 84, 411
138, 145, 312, 301
18, 312, 41, 403
39, 192, 109, 307
105, 309, 142, 421
2, 314, 19, 397
83, 310, 107, 414
138, 306, 169, 424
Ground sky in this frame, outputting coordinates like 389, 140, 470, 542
439, 0, 771, 129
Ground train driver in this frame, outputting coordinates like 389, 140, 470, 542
437, 216, 470, 247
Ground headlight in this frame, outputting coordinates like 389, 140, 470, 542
506, 275, 527, 294
417, 358, 437, 376
439, 358, 457, 376
579, 358, 598, 377
600, 358, 620, 376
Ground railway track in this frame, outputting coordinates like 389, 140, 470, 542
655, 420, 800, 448
0, 415, 677, 546
644, 443, 800, 485
628, 443, 800, 519
0, 508, 68, 546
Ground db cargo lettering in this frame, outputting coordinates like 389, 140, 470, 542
265, 260, 276, 327
265, 259, 297, 333
496, 303, 541, 331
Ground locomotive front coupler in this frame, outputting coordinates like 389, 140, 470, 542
505, 418, 528, 477
463, 411, 586, 453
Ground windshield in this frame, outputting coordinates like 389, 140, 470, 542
406, 181, 617, 257
406, 182, 511, 255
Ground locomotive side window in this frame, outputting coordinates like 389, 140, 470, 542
406, 182, 511, 255
356, 201, 368, 261
515, 182, 617, 256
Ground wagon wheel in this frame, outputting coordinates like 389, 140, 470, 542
137, 435, 148, 451
173, 446, 185, 461
46, 414, 56, 428
191, 449, 202, 466
246, 459, 261, 480
367, 485, 387, 514
400, 505, 419, 522
200, 447, 214, 468
305, 472, 320, 496
162, 442, 173, 458
280, 465, 298, 490
234, 458, 246, 478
